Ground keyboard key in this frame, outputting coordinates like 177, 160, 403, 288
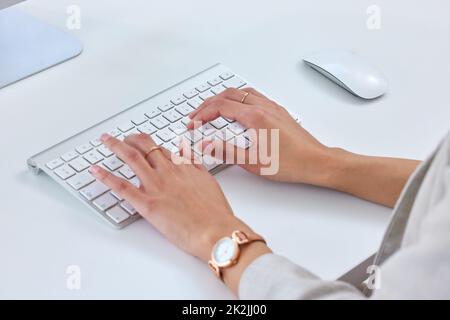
137, 122, 157, 135
171, 135, 183, 147
151, 116, 170, 129
232, 135, 251, 149
119, 165, 135, 179
93, 193, 118, 211
123, 128, 140, 137
68, 158, 90, 172
171, 96, 186, 105
242, 131, 256, 146
183, 89, 198, 99
106, 206, 130, 224
208, 77, 223, 86
54, 165, 76, 180
158, 103, 173, 112
198, 123, 216, 136
184, 131, 202, 144
61, 150, 78, 162
97, 145, 113, 157
163, 110, 182, 123
211, 85, 226, 95
196, 83, 211, 93
120, 201, 137, 215
224, 77, 246, 89
187, 96, 204, 109
75, 143, 93, 155
80, 181, 109, 201
118, 122, 134, 133
83, 150, 104, 164
131, 114, 148, 126
110, 190, 123, 201
90, 138, 102, 147
108, 129, 121, 137
129, 177, 140, 188
163, 142, 180, 154
210, 117, 228, 129
228, 122, 246, 135
175, 103, 194, 116
67, 171, 95, 190
224, 117, 235, 123
219, 72, 234, 80
145, 109, 161, 119
46, 158, 64, 170
203, 158, 222, 172
157, 128, 176, 142
199, 90, 215, 101
215, 129, 235, 142
103, 156, 123, 171
169, 121, 187, 135
151, 134, 164, 146
181, 117, 191, 126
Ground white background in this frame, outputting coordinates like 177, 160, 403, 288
0, 0, 449, 299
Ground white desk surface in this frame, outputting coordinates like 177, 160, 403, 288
1, 0, 449, 299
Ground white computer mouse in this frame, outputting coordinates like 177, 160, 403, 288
303, 50, 388, 99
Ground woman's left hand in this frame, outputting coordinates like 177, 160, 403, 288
89, 133, 255, 262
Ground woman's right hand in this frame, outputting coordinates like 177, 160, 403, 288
187, 87, 334, 186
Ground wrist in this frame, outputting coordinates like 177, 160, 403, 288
295, 146, 346, 188
320, 147, 361, 191
203, 223, 271, 295
198, 217, 254, 263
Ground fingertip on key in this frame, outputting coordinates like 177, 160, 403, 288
89, 165, 102, 175
100, 133, 112, 142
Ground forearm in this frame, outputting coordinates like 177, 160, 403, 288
320, 148, 421, 208
220, 149, 419, 295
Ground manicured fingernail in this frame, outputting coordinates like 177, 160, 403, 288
100, 133, 112, 142
89, 165, 101, 175
187, 121, 193, 129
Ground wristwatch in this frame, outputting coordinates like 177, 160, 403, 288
208, 230, 266, 280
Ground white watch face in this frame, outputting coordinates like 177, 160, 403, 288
213, 237, 237, 265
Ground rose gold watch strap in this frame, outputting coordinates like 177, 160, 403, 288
208, 260, 220, 278
232, 230, 266, 245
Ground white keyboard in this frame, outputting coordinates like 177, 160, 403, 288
27, 64, 300, 229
